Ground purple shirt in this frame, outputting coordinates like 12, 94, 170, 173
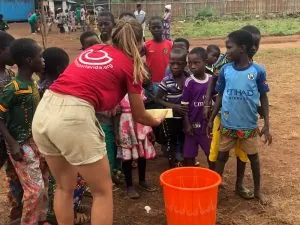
181, 74, 211, 133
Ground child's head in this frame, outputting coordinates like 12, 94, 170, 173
226, 30, 253, 62
0, 31, 15, 67
119, 12, 135, 20
188, 47, 207, 76
169, 48, 187, 77
206, 44, 220, 66
10, 38, 44, 73
0, 14, 3, 21
149, 16, 164, 41
80, 31, 100, 50
241, 25, 261, 58
97, 11, 115, 42
43, 47, 69, 79
112, 17, 146, 84
173, 38, 190, 51
136, 4, 142, 11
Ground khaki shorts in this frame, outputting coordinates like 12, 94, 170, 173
219, 134, 259, 155
32, 90, 106, 166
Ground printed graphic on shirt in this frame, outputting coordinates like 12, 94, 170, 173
75, 49, 113, 70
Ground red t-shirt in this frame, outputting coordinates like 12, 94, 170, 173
145, 39, 172, 83
50, 44, 142, 111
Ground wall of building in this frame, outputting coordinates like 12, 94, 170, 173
0, 0, 35, 21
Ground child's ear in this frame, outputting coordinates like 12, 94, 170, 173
240, 44, 247, 53
26, 57, 33, 65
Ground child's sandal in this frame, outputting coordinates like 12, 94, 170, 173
139, 182, 157, 192
74, 212, 91, 225
235, 187, 254, 200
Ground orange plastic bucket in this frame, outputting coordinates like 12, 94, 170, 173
160, 167, 221, 225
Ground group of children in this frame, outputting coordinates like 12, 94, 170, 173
0, 9, 271, 225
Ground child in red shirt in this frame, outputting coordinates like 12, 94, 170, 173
144, 16, 172, 94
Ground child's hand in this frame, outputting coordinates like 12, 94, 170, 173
115, 135, 121, 147
260, 125, 272, 145
10, 141, 23, 162
206, 120, 213, 138
148, 132, 156, 144
174, 105, 188, 116
203, 106, 211, 120
184, 122, 194, 136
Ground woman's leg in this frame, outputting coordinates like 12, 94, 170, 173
76, 156, 113, 225
45, 155, 77, 225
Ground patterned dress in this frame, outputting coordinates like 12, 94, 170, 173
0, 69, 23, 221
163, 12, 171, 40
117, 93, 156, 161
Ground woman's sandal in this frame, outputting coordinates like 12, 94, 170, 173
235, 186, 255, 200
139, 182, 157, 192
74, 212, 91, 225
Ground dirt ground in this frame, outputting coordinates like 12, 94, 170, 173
1, 23, 300, 225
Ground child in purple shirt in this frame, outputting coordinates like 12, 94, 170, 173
181, 47, 213, 168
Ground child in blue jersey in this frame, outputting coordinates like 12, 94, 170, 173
208, 30, 272, 204
205, 25, 263, 200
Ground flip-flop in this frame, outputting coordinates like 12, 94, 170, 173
235, 187, 255, 200
127, 187, 140, 199
139, 182, 157, 192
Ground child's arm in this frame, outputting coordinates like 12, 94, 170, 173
0, 86, 24, 161
260, 93, 270, 135
258, 70, 272, 145
181, 79, 193, 135
155, 88, 188, 116
207, 67, 226, 137
113, 113, 121, 146
0, 120, 23, 161
203, 77, 217, 119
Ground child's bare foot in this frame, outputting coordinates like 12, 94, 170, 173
254, 191, 269, 205
139, 182, 157, 192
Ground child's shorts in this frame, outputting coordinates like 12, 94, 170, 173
184, 133, 211, 158
209, 115, 249, 163
219, 134, 259, 155
32, 90, 107, 166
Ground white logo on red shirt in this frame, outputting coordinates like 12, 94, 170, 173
78, 49, 113, 66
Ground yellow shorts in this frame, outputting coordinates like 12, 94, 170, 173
32, 90, 107, 166
209, 115, 249, 163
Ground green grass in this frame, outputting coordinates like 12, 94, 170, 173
146, 18, 300, 39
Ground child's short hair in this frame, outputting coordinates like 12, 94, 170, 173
98, 11, 115, 24
149, 16, 164, 26
207, 44, 220, 54
10, 38, 40, 66
0, 31, 14, 50
43, 47, 69, 75
80, 31, 98, 46
173, 38, 190, 50
241, 25, 261, 36
228, 30, 253, 53
171, 48, 187, 61
119, 12, 135, 20
189, 47, 207, 60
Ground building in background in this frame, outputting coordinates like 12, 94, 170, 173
0, 0, 35, 22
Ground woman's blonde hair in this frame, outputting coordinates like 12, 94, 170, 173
112, 18, 146, 84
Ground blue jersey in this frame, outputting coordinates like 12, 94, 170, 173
216, 62, 269, 130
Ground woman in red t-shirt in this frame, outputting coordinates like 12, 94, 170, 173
32, 18, 165, 225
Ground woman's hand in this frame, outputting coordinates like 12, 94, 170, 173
128, 93, 166, 127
